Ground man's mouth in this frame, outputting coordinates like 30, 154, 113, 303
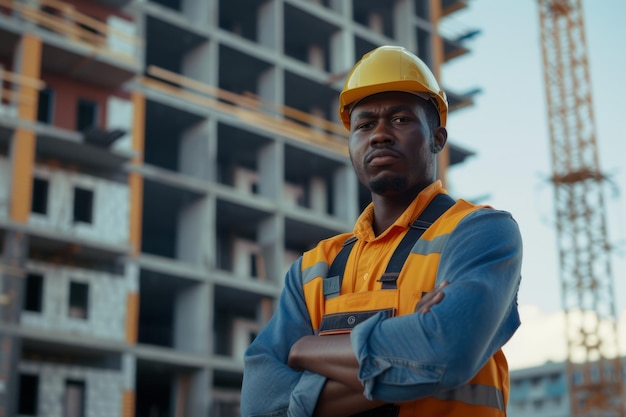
369, 155, 398, 166
366, 149, 400, 167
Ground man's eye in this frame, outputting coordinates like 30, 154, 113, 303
356, 122, 374, 130
393, 116, 411, 123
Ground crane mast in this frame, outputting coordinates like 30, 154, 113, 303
537, 0, 625, 415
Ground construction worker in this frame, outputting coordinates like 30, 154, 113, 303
241, 45, 522, 417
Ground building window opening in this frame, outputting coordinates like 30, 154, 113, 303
73, 187, 94, 224
65, 379, 86, 417
249, 253, 258, 278
68, 281, 89, 319
31, 177, 49, 215
18, 374, 39, 416
415, 0, 429, 19
24, 273, 44, 312
37, 87, 54, 124
76, 98, 98, 132
416, 28, 432, 66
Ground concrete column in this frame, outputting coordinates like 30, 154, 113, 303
258, 0, 279, 51
204, 118, 219, 185
258, 141, 282, 201
201, 194, 217, 271
171, 285, 210, 414
177, 369, 210, 417
330, 28, 354, 77
181, 41, 211, 85
329, 0, 349, 16
329, 30, 353, 125
255, 137, 283, 286
176, 196, 212, 265
174, 282, 210, 354
0, 231, 28, 417
258, 66, 278, 104
309, 176, 327, 215
333, 165, 359, 224
258, 215, 283, 285
182, 0, 212, 26
394, 0, 416, 51
131, 0, 147, 69
179, 120, 211, 181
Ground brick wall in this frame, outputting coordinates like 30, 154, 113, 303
20, 361, 124, 417
28, 165, 129, 245
21, 261, 135, 341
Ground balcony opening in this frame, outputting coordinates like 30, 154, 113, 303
18, 374, 39, 416
151, 0, 181, 12
37, 87, 54, 124
24, 273, 44, 312
76, 98, 98, 132
68, 281, 89, 319
72, 187, 94, 224
416, 27, 432, 65
31, 177, 49, 215
415, 0, 430, 19
136, 363, 173, 417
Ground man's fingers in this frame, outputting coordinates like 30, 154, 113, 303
414, 281, 449, 313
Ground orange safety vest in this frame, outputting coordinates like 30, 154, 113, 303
301, 194, 509, 417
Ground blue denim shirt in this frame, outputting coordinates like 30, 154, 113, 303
241, 209, 522, 417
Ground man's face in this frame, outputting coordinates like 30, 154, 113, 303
348, 91, 444, 197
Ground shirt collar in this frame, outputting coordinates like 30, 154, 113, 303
353, 180, 445, 242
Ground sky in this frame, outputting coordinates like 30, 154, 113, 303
441, 0, 626, 369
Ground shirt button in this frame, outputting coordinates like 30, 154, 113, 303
363, 273, 369, 280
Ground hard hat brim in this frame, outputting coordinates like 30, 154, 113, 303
339, 80, 448, 130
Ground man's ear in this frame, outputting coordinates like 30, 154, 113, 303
432, 126, 448, 153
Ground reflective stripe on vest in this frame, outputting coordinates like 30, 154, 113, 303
302, 261, 329, 286
411, 233, 450, 256
350, 383, 506, 416
433, 384, 505, 411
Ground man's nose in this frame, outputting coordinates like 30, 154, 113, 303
369, 122, 395, 147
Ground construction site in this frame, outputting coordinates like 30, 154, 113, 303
0, 0, 624, 416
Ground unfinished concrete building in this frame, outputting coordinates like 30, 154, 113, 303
0, 0, 477, 415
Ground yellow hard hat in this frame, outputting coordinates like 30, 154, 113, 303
339, 45, 448, 129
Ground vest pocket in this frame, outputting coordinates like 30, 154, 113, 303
319, 290, 399, 335
319, 308, 396, 335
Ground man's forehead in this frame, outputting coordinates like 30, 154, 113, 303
351, 92, 428, 115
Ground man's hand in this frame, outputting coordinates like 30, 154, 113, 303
414, 280, 448, 313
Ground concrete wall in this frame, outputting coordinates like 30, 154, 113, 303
20, 361, 124, 417
106, 15, 137, 59
106, 95, 133, 152
28, 165, 129, 245
21, 261, 134, 341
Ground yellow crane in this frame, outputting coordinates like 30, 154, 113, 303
536, 0, 625, 415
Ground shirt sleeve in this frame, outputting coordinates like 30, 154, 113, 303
241, 258, 327, 417
350, 209, 523, 402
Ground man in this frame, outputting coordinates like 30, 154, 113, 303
241, 45, 522, 417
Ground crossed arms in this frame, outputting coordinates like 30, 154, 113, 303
241, 209, 522, 417
287, 283, 448, 416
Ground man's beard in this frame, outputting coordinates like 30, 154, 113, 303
369, 175, 407, 195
